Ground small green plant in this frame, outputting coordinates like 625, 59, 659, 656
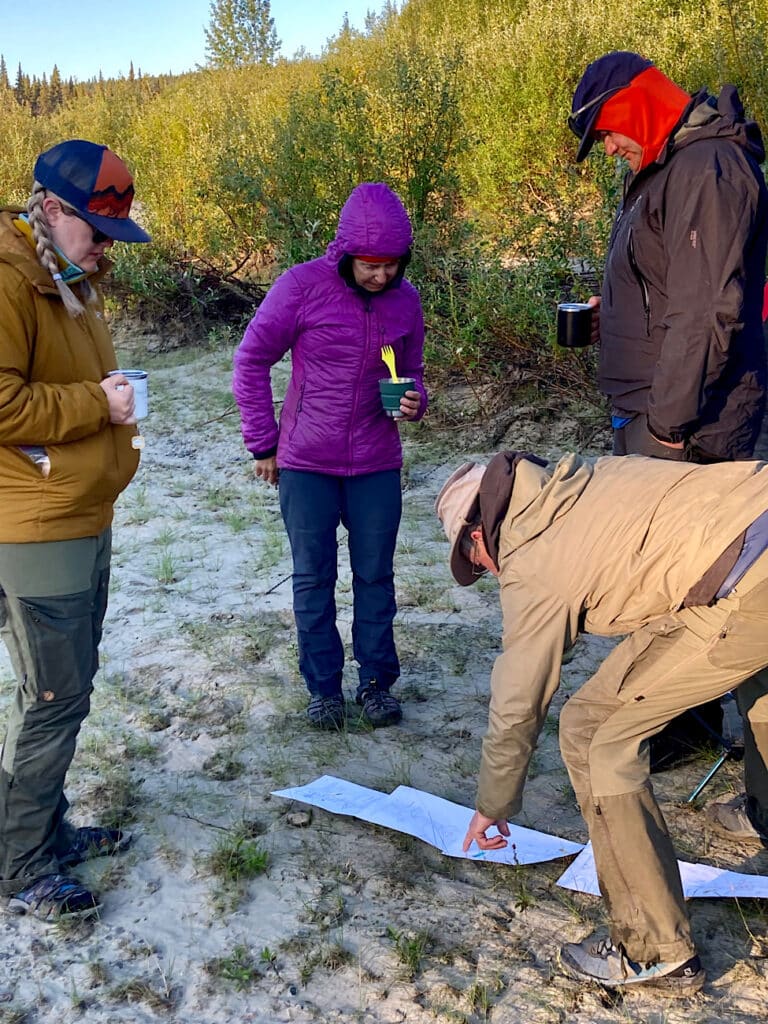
511, 861, 534, 913
386, 926, 433, 979
467, 980, 494, 1018
140, 709, 172, 732
83, 766, 142, 829
0, 1008, 32, 1024
206, 945, 261, 990
155, 526, 177, 547
123, 734, 159, 762
207, 828, 269, 882
107, 979, 176, 1013
152, 548, 177, 585
202, 749, 245, 781
223, 509, 250, 532
298, 942, 353, 984
120, 485, 153, 526
69, 977, 87, 1012
87, 960, 109, 988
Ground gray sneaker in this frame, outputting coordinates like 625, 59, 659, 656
705, 793, 764, 841
306, 695, 346, 730
559, 933, 705, 995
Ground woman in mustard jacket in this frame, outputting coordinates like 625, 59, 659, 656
0, 140, 149, 921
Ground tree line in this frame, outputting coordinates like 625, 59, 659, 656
0, 0, 765, 397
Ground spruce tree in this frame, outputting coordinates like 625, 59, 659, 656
205, 0, 281, 68
13, 62, 25, 105
49, 65, 63, 112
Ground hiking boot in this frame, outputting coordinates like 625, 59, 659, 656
705, 793, 765, 841
306, 694, 346, 730
5, 874, 102, 923
356, 684, 402, 728
58, 826, 133, 868
559, 933, 705, 995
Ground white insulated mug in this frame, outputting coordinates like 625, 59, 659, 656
109, 369, 149, 420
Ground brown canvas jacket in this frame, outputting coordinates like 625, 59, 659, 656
0, 210, 139, 542
477, 452, 768, 821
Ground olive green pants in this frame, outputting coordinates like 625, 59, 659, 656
0, 531, 111, 894
559, 550, 768, 964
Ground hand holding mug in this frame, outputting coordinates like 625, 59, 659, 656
399, 390, 421, 420
587, 295, 601, 345
100, 373, 136, 424
557, 295, 601, 348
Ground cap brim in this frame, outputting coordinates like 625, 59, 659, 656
575, 106, 602, 162
435, 462, 484, 587
449, 522, 480, 587
79, 209, 151, 243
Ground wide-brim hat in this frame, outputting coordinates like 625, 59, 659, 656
34, 139, 150, 243
570, 51, 654, 161
434, 462, 487, 586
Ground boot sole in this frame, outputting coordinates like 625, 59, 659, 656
560, 952, 705, 997
638, 969, 706, 996
5, 898, 103, 923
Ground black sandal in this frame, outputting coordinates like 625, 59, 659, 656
6, 873, 101, 922
58, 826, 132, 867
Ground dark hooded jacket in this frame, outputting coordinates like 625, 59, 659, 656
599, 87, 768, 460
232, 183, 427, 476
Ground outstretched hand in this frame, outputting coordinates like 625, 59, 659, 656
462, 810, 511, 852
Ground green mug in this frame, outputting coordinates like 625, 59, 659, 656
379, 377, 415, 418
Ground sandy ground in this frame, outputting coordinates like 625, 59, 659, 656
0, 339, 767, 1024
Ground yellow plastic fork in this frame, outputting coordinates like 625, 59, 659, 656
381, 345, 399, 382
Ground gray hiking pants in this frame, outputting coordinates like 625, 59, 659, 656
0, 531, 111, 894
559, 550, 768, 964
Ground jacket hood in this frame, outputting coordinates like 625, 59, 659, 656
500, 453, 594, 560
0, 210, 58, 293
0, 209, 111, 293
593, 66, 690, 171
326, 183, 413, 264
670, 86, 766, 164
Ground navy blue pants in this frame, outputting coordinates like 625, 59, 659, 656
279, 469, 402, 698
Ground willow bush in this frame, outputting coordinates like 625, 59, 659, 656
0, 0, 765, 387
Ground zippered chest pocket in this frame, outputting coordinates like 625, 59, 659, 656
627, 229, 650, 336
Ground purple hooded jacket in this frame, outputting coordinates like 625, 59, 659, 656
232, 183, 427, 476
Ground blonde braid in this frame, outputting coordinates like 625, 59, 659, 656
27, 184, 98, 317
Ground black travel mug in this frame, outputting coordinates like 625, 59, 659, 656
556, 302, 593, 348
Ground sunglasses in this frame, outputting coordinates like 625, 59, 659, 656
59, 205, 112, 244
568, 85, 625, 138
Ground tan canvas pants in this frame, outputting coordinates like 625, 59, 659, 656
559, 550, 768, 964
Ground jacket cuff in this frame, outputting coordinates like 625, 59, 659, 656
249, 445, 277, 460
647, 417, 686, 445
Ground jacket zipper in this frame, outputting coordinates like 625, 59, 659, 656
288, 382, 305, 442
627, 229, 651, 336
349, 297, 372, 472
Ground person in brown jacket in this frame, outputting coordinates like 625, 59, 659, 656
0, 140, 149, 921
436, 450, 768, 993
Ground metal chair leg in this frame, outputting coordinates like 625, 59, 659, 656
661, 695, 744, 803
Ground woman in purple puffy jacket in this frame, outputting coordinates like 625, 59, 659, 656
233, 183, 428, 729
